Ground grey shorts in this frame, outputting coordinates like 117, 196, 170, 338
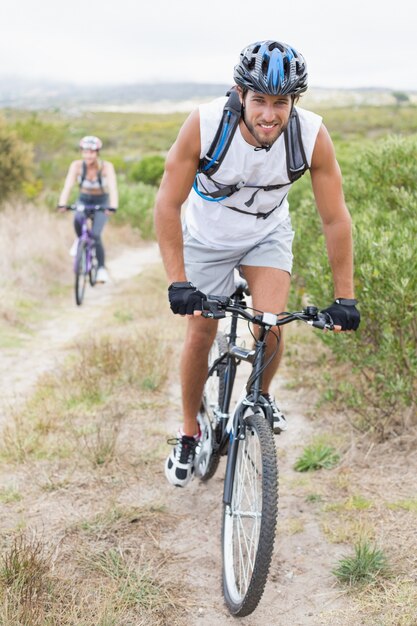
183, 217, 294, 296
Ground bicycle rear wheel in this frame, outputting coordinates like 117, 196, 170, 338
222, 411, 278, 616
75, 241, 88, 306
195, 332, 228, 481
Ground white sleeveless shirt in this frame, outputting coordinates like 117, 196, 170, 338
184, 97, 322, 249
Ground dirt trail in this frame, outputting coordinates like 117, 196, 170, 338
0, 244, 353, 624
0, 243, 161, 423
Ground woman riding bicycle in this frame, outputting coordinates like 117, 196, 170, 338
58, 135, 118, 283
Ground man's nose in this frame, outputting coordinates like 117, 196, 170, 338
262, 104, 275, 122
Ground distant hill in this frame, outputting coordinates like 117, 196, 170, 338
0, 78, 231, 110
0, 77, 415, 111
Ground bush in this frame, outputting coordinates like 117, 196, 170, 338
0, 118, 33, 203
128, 155, 165, 186
113, 179, 156, 239
290, 136, 417, 437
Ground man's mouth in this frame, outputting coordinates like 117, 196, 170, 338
259, 123, 278, 131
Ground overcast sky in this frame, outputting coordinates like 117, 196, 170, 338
1, 0, 416, 90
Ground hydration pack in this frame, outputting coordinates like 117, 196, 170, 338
194, 88, 309, 212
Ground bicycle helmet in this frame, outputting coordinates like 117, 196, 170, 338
234, 40, 308, 96
79, 135, 103, 151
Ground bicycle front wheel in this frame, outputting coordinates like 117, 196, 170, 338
89, 245, 98, 286
196, 332, 228, 481
75, 241, 88, 305
222, 412, 278, 617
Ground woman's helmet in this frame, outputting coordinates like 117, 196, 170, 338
79, 135, 103, 151
234, 40, 308, 96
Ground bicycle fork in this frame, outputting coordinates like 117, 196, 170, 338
223, 329, 269, 506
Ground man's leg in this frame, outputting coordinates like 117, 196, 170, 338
240, 265, 291, 392
165, 315, 218, 487
180, 315, 218, 435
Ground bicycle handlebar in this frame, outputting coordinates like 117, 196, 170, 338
57, 204, 117, 212
201, 296, 334, 331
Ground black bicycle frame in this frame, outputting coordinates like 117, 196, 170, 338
202, 294, 332, 507
222, 324, 273, 506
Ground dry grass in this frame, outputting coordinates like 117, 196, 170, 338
0, 201, 142, 343
0, 262, 191, 624
0, 202, 70, 331
0, 531, 52, 625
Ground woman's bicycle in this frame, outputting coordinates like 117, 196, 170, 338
61, 204, 115, 306
195, 281, 333, 617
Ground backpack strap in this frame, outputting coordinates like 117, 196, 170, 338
198, 87, 242, 177
78, 159, 105, 192
79, 160, 87, 188
194, 95, 309, 205
284, 108, 309, 182
97, 160, 104, 192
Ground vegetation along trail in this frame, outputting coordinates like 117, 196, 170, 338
2, 244, 415, 624
0, 242, 160, 421
0, 240, 353, 624
0, 101, 416, 623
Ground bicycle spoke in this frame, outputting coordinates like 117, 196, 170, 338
196, 333, 228, 481
232, 429, 262, 595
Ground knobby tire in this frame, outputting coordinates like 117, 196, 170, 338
89, 245, 98, 287
75, 241, 88, 306
222, 412, 278, 616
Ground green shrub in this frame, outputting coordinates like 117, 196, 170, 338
294, 442, 340, 472
113, 179, 156, 239
333, 541, 389, 586
128, 155, 165, 186
290, 136, 417, 437
0, 118, 33, 203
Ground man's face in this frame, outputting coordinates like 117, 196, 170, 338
240, 90, 293, 148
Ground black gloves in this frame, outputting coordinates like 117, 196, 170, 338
168, 282, 207, 315
321, 298, 361, 331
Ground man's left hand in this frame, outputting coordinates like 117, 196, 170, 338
321, 299, 360, 332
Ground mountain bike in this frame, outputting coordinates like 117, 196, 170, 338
195, 281, 333, 617
61, 204, 115, 306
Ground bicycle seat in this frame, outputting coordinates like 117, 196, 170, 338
232, 278, 250, 297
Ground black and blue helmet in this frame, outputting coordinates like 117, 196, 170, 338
234, 40, 308, 96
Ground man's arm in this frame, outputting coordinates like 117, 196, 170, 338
310, 124, 355, 300
154, 110, 201, 283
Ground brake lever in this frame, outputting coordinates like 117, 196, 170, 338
201, 299, 226, 319
308, 312, 334, 331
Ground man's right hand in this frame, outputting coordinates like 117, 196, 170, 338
168, 282, 207, 315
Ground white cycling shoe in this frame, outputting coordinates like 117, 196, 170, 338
96, 267, 109, 283
69, 239, 78, 257
263, 393, 288, 434
165, 431, 201, 488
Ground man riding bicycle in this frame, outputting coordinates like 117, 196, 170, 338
154, 40, 360, 488
58, 135, 118, 283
